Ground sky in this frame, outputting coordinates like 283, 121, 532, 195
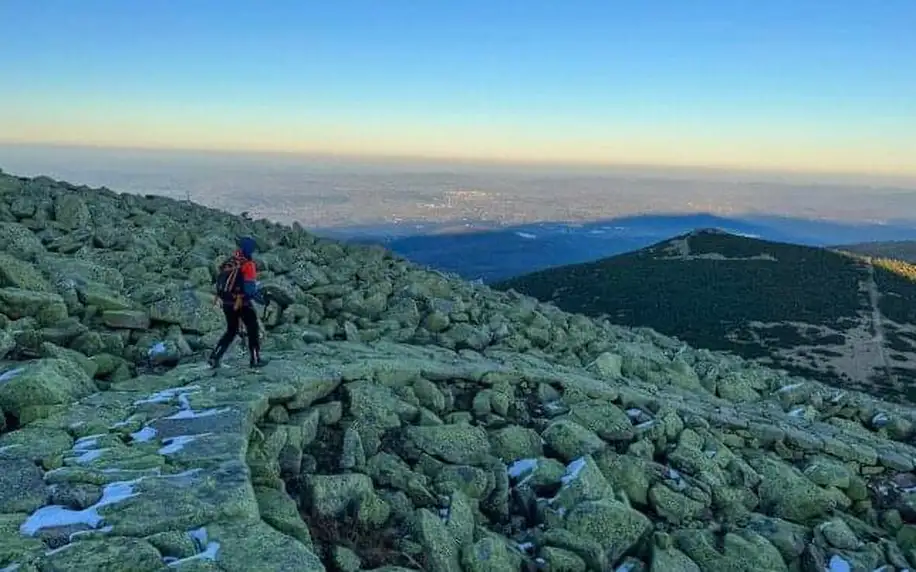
1, 0, 914, 177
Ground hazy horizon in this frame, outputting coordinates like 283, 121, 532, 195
2, 1, 914, 177
4, 143, 916, 231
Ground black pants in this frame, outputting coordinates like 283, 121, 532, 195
212, 304, 260, 362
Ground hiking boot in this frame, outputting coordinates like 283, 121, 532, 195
208, 343, 228, 369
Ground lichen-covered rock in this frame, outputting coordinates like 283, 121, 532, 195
101, 309, 151, 330
0, 253, 53, 292
0, 288, 68, 326
0, 358, 97, 425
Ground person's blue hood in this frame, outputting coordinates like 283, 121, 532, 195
239, 236, 256, 258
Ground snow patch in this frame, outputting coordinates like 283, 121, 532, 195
73, 435, 105, 450
164, 407, 232, 420
69, 525, 113, 542
164, 526, 221, 567
158, 434, 210, 456
130, 426, 158, 443
134, 385, 201, 406
20, 479, 140, 536
70, 448, 107, 465
827, 554, 851, 572
776, 382, 804, 393
560, 457, 587, 487
147, 342, 168, 357
20, 468, 203, 537
0, 367, 23, 383
507, 458, 539, 479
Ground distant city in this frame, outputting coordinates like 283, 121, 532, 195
2, 144, 916, 235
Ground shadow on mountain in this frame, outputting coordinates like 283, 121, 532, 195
319, 212, 916, 283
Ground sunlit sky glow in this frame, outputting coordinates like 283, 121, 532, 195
1, 0, 914, 176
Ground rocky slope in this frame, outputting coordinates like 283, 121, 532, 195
2, 170, 916, 571
495, 228, 916, 405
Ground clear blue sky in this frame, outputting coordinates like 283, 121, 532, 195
1, 0, 914, 175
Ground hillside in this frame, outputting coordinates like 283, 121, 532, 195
834, 240, 916, 263
2, 171, 916, 571
496, 228, 916, 403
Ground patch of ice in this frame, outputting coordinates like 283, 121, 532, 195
516, 542, 534, 553
625, 408, 643, 419
158, 434, 210, 456
615, 561, 638, 572
0, 367, 24, 383
507, 458, 539, 479
635, 420, 655, 430
515, 232, 537, 239
20, 478, 140, 536
788, 407, 806, 417
164, 407, 231, 420
830, 391, 846, 404
704, 450, 717, 458
560, 457, 587, 487
828, 554, 851, 572
872, 412, 890, 427
130, 426, 158, 443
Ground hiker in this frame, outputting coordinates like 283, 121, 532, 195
208, 236, 268, 368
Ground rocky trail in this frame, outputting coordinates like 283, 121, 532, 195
2, 170, 916, 571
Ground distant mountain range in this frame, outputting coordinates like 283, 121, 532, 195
494, 229, 916, 404
324, 213, 916, 283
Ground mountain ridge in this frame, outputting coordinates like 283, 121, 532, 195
331, 214, 916, 283
1, 168, 916, 571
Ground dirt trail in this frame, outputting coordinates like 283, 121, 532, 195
864, 261, 894, 379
